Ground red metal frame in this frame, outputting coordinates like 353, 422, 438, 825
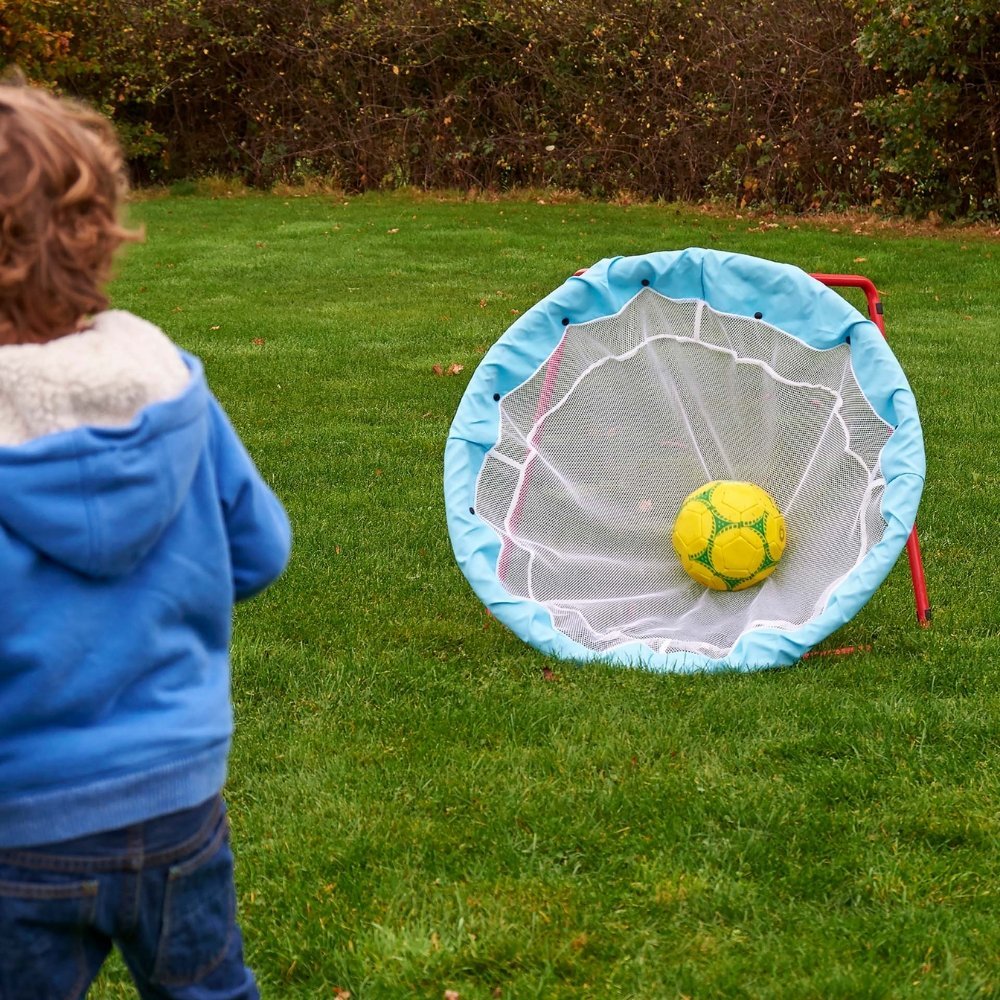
504, 266, 931, 629
810, 273, 931, 626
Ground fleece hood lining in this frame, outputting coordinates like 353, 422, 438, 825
0, 311, 191, 447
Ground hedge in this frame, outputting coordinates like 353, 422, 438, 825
2, 0, 998, 216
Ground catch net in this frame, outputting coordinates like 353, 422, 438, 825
474, 289, 894, 659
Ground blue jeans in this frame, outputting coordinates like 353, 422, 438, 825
0, 794, 258, 1000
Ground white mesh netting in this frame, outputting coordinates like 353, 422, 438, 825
475, 290, 894, 659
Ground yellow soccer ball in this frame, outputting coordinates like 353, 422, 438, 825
671, 480, 787, 591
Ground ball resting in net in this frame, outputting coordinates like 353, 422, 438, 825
445, 249, 925, 671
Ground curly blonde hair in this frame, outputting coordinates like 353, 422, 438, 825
0, 82, 141, 344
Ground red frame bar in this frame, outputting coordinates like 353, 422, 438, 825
508, 265, 931, 629
810, 273, 932, 626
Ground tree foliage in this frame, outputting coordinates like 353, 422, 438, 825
852, 0, 1000, 217
1, 0, 995, 216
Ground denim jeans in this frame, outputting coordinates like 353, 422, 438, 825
0, 794, 259, 1000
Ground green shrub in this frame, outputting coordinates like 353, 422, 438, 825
1, 0, 995, 216
853, 0, 1000, 218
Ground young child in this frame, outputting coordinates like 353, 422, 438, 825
0, 82, 291, 998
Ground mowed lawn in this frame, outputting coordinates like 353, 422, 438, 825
91, 190, 999, 999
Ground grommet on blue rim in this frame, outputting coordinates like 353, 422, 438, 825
493, 393, 500, 401
641, 279, 650, 287
561, 317, 570, 326
754, 311, 763, 319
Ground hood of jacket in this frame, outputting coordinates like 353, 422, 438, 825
0, 311, 205, 577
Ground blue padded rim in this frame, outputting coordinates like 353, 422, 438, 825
444, 248, 926, 671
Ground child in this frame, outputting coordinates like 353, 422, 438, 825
0, 81, 292, 998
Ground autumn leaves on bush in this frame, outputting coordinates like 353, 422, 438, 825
4, 0, 998, 217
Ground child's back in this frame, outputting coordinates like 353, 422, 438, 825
0, 82, 291, 999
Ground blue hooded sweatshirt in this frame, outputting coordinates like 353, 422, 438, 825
0, 320, 291, 847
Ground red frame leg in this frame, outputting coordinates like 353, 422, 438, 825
811, 273, 932, 626
552, 266, 931, 628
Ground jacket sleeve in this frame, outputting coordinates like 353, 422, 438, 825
208, 395, 292, 601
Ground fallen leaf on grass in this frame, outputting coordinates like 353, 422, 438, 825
387, 228, 400, 234
542, 667, 561, 682
333, 990, 351, 1000
210, 325, 221, 331
432, 363, 465, 376
444, 992, 461, 1000
252, 337, 265, 346
853, 256, 867, 263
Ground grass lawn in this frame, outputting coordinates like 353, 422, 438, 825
91, 190, 999, 999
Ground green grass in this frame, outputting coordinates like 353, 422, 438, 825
91, 191, 999, 999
